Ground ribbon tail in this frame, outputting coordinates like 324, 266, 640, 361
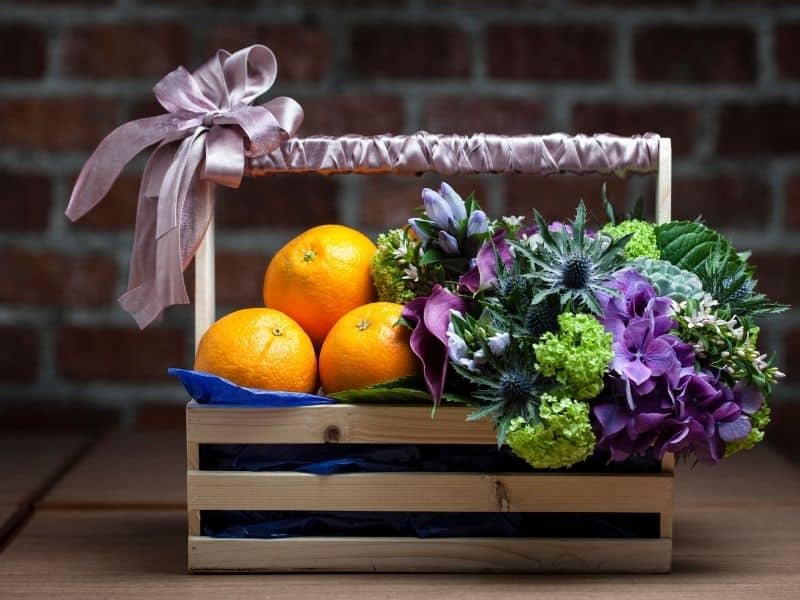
66, 114, 178, 221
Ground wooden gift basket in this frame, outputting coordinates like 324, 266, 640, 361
186, 133, 675, 574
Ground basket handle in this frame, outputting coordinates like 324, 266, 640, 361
195, 135, 672, 350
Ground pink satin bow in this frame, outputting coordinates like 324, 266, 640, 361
66, 45, 303, 328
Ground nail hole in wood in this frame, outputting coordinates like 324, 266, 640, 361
495, 480, 511, 512
324, 425, 341, 443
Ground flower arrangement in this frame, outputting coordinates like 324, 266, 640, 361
372, 182, 787, 469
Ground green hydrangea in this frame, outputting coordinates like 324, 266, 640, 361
725, 402, 771, 457
533, 313, 613, 400
601, 219, 659, 260
371, 228, 421, 304
506, 394, 596, 469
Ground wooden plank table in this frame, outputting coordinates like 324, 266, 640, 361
39, 431, 186, 509
0, 434, 798, 599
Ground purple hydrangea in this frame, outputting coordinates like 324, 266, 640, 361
592, 269, 759, 465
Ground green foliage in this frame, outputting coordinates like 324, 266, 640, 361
506, 394, 596, 469
533, 312, 613, 400
328, 375, 431, 403
656, 221, 787, 319
601, 220, 660, 260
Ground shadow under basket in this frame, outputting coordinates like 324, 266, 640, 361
186, 401, 675, 573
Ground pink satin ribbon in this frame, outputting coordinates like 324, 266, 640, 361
246, 132, 660, 177
66, 45, 303, 328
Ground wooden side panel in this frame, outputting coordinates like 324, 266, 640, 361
188, 536, 672, 573
186, 403, 496, 444
187, 470, 673, 514
186, 440, 200, 536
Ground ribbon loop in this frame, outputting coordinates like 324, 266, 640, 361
66, 45, 303, 328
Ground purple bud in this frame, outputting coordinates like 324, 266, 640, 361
422, 188, 454, 229
439, 182, 466, 223
438, 230, 460, 255
466, 209, 489, 237
408, 218, 431, 244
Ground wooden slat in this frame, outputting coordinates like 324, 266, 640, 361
186, 441, 200, 536
188, 536, 672, 573
655, 137, 672, 224
187, 402, 497, 444
0, 434, 89, 507
0, 504, 23, 545
187, 471, 673, 513
41, 432, 186, 508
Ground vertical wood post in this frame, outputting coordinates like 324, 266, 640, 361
655, 137, 672, 225
194, 186, 216, 354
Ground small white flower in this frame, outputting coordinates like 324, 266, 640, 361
446, 321, 469, 363
502, 215, 525, 229
487, 332, 510, 356
402, 264, 419, 282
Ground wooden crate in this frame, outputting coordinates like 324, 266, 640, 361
186, 135, 674, 573
186, 402, 674, 573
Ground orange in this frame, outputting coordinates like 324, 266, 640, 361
263, 224, 377, 347
194, 308, 317, 393
319, 302, 421, 393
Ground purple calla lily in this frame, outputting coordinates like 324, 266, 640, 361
402, 285, 471, 404
458, 231, 514, 293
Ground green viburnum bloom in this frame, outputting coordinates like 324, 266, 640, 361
601, 219, 660, 260
533, 312, 613, 400
371, 228, 427, 304
725, 402, 771, 457
506, 394, 596, 469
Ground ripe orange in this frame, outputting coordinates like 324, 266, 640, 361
194, 308, 317, 393
319, 302, 421, 393
263, 225, 377, 347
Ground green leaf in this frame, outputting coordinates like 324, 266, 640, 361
655, 221, 731, 272
631, 196, 644, 221
602, 183, 616, 225
420, 247, 445, 265
328, 387, 431, 404
464, 191, 478, 214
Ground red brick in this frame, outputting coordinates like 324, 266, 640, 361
423, 97, 547, 135
572, 0, 694, 4
488, 25, 613, 81
216, 251, 270, 307
298, 95, 405, 136
0, 171, 51, 231
634, 26, 756, 84
776, 22, 800, 80
717, 102, 800, 156
505, 175, 629, 224
786, 174, 800, 230
0, 97, 119, 151
571, 103, 697, 157
0, 248, 117, 308
0, 25, 47, 80
0, 325, 38, 382
360, 175, 487, 230
63, 23, 189, 79
207, 24, 329, 82
350, 25, 470, 79
73, 173, 139, 230
216, 175, 338, 229
57, 325, 187, 382
672, 175, 770, 229
749, 252, 800, 305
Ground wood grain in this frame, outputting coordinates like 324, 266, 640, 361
0, 503, 798, 598
40, 432, 185, 508
187, 402, 497, 444
187, 470, 673, 513
656, 137, 672, 224
0, 434, 89, 506
0, 504, 22, 544
188, 536, 672, 573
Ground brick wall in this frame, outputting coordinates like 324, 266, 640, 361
1, 0, 800, 430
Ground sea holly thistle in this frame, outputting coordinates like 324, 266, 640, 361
513, 201, 631, 316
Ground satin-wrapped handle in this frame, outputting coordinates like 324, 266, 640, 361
246, 132, 661, 177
